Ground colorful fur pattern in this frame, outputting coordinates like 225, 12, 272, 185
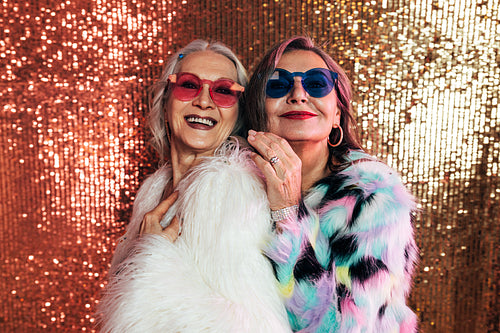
97, 139, 291, 332
266, 151, 418, 333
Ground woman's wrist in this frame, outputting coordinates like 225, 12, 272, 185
271, 205, 299, 223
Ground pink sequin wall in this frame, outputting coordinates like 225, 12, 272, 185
1, 0, 498, 332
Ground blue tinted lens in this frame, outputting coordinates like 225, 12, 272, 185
266, 69, 294, 98
302, 68, 335, 98
266, 68, 337, 98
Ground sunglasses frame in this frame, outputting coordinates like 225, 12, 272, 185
167, 72, 244, 108
266, 68, 338, 98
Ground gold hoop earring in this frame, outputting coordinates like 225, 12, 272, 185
327, 125, 343, 147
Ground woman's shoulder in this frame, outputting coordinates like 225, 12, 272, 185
214, 136, 253, 164
128, 163, 172, 220
135, 163, 172, 200
316, 150, 415, 210
341, 150, 405, 188
187, 137, 259, 178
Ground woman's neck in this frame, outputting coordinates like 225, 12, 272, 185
169, 145, 213, 188
289, 139, 330, 193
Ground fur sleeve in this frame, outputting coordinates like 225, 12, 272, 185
264, 200, 320, 299
98, 141, 290, 332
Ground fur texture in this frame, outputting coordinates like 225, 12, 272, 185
266, 151, 418, 332
97, 139, 291, 332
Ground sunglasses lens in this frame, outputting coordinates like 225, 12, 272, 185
172, 73, 201, 101
266, 68, 337, 98
211, 79, 241, 107
266, 70, 293, 98
303, 69, 335, 98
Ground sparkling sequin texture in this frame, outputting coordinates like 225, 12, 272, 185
1, 0, 498, 332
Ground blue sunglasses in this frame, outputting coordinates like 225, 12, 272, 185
266, 68, 338, 98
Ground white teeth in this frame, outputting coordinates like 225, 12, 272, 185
186, 117, 214, 126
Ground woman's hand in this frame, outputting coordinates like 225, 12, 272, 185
139, 191, 180, 242
247, 130, 302, 210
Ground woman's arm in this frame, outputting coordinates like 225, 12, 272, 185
319, 160, 418, 332
336, 182, 418, 332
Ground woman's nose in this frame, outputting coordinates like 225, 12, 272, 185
286, 78, 308, 104
192, 84, 215, 109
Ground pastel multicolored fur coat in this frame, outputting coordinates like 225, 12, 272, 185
266, 150, 418, 332
97, 139, 291, 332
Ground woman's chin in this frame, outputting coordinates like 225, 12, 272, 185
278, 132, 328, 144
175, 139, 222, 155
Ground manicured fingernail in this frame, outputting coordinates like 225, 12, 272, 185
248, 130, 256, 135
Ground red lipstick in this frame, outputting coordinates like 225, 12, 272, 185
280, 111, 317, 120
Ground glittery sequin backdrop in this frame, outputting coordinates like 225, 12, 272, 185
1, 0, 498, 332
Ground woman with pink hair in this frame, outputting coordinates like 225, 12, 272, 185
244, 36, 419, 332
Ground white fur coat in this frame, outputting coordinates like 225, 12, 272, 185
97, 140, 291, 333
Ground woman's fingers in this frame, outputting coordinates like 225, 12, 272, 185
155, 191, 179, 215
140, 213, 163, 235
250, 151, 280, 180
248, 132, 286, 174
249, 131, 299, 161
139, 191, 179, 239
248, 131, 301, 179
248, 130, 287, 160
248, 131, 302, 210
162, 216, 180, 242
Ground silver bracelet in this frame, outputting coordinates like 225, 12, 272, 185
270, 205, 299, 222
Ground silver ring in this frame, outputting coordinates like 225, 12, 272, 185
269, 156, 279, 165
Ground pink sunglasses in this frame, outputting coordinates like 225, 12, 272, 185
167, 72, 244, 108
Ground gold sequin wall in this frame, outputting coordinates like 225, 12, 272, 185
1, 0, 498, 332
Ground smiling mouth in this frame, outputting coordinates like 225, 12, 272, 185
185, 116, 217, 127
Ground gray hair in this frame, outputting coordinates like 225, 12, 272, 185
148, 39, 248, 164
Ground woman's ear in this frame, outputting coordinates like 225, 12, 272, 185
333, 108, 341, 126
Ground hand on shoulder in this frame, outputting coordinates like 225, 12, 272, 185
140, 191, 180, 242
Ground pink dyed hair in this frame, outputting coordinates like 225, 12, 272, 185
243, 36, 361, 170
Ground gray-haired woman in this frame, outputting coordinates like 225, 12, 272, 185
97, 40, 290, 333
